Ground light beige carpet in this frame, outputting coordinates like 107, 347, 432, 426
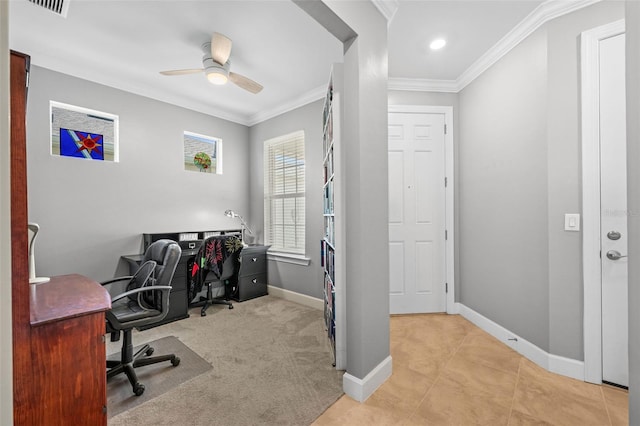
107, 295, 344, 426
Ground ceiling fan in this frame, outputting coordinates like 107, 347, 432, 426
160, 33, 263, 94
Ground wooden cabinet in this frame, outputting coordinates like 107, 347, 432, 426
11, 51, 111, 425
29, 275, 111, 425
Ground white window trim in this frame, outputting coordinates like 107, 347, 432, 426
263, 130, 306, 255
267, 251, 311, 266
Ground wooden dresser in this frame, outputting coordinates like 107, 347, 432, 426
11, 51, 111, 425
27, 275, 111, 424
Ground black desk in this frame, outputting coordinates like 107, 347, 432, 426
121, 244, 269, 329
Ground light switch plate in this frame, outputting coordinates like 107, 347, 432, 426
564, 214, 580, 231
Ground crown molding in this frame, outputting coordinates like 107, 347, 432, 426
388, 77, 458, 93
247, 84, 326, 127
456, 0, 601, 91
389, 0, 601, 94
186, 0, 601, 122
371, 0, 399, 23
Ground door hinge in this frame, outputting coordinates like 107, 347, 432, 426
444, 124, 447, 134
26, 70, 30, 89
445, 230, 448, 240
445, 177, 448, 187
445, 283, 448, 293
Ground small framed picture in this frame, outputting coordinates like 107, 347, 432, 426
50, 101, 118, 162
184, 131, 222, 174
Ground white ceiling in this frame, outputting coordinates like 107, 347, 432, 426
8, 0, 548, 126
388, 0, 544, 81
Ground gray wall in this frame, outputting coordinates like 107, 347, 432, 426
26, 66, 250, 282
248, 99, 325, 299
458, 1, 624, 359
545, 1, 624, 360
625, 1, 639, 422
458, 28, 550, 351
388, 91, 458, 112
324, 0, 390, 381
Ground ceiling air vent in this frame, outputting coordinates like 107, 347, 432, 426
27, 0, 70, 17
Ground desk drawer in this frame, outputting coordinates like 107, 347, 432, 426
172, 258, 192, 280
240, 252, 266, 276
235, 273, 267, 302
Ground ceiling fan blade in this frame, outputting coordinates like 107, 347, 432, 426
211, 32, 232, 65
160, 69, 204, 76
229, 72, 263, 94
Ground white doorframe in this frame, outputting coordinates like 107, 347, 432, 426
388, 105, 455, 313
581, 19, 625, 385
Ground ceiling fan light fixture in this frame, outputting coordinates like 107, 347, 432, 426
207, 69, 228, 85
203, 56, 230, 85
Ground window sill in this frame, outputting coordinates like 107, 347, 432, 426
267, 251, 311, 266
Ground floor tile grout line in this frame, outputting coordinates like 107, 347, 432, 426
505, 357, 524, 426
601, 385, 615, 426
404, 326, 473, 422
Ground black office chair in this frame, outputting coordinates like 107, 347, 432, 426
102, 239, 182, 396
189, 235, 242, 316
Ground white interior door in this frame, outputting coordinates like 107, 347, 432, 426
388, 112, 446, 314
600, 33, 628, 388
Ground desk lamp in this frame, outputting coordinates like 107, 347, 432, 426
224, 210, 253, 246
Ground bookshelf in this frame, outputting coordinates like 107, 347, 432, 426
321, 64, 345, 370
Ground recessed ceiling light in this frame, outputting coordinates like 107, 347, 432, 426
430, 38, 446, 50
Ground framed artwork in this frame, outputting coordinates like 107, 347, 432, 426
50, 101, 119, 162
184, 131, 222, 174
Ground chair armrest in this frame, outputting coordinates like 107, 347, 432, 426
101, 276, 134, 286
110, 285, 172, 304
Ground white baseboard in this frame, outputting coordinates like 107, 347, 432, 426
549, 354, 585, 381
455, 303, 584, 381
267, 285, 324, 311
343, 356, 393, 402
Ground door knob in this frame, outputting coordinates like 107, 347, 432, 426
606, 250, 627, 260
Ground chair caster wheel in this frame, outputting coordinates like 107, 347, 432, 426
200, 311, 207, 317
145, 347, 154, 356
133, 383, 145, 396
229, 305, 233, 310
172, 357, 181, 367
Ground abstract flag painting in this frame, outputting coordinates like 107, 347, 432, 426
60, 129, 104, 160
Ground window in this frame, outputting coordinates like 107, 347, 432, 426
50, 101, 119, 162
264, 131, 305, 254
183, 131, 222, 174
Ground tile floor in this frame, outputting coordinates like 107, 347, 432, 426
313, 314, 629, 426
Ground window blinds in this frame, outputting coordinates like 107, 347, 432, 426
264, 131, 305, 254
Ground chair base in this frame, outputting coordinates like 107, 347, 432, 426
107, 329, 180, 396
191, 282, 234, 316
